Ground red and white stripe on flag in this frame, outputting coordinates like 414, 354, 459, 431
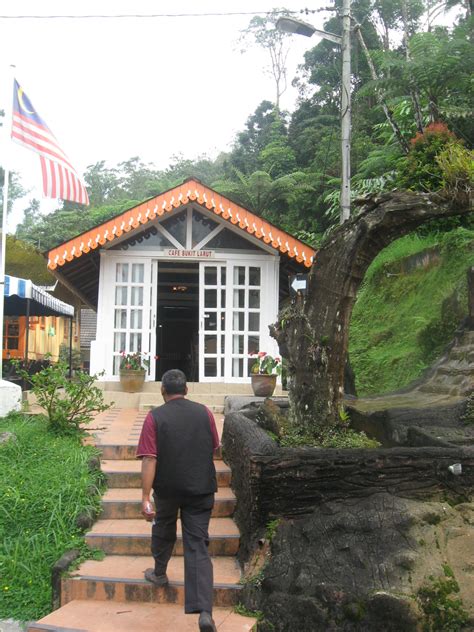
11, 85, 89, 206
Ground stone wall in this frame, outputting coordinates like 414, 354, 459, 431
222, 407, 474, 630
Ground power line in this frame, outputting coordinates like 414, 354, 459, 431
0, 8, 335, 20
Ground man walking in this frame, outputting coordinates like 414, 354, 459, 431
136, 369, 220, 632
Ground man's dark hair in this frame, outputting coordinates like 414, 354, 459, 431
162, 369, 187, 395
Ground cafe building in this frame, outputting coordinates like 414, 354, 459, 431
47, 179, 315, 384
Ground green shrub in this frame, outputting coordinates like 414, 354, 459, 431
397, 123, 462, 192
14, 359, 110, 438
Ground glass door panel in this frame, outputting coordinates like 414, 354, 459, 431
199, 263, 226, 381
231, 264, 262, 378
112, 260, 153, 377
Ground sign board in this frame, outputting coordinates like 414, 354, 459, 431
289, 273, 308, 297
166, 249, 215, 259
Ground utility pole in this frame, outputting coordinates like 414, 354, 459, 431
340, 0, 352, 223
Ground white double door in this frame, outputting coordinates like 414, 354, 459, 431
109, 255, 277, 382
198, 259, 274, 382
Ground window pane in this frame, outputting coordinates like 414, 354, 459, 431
204, 358, 217, 377
204, 335, 217, 354
130, 333, 142, 352
233, 312, 244, 331
116, 263, 129, 282
205, 267, 217, 286
192, 210, 219, 247
232, 358, 243, 377
249, 289, 260, 308
161, 211, 187, 246
233, 335, 244, 354
113, 356, 121, 375
132, 263, 144, 283
221, 336, 225, 354
204, 312, 217, 331
221, 358, 225, 376
233, 266, 245, 285
248, 336, 260, 354
115, 286, 128, 306
220, 290, 226, 308
233, 289, 245, 308
114, 309, 127, 329
131, 287, 144, 306
7, 337, 19, 350
206, 228, 261, 251
130, 309, 143, 329
114, 332, 126, 352
205, 289, 217, 308
249, 267, 261, 286
248, 312, 260, 331
221, 267, 226, 285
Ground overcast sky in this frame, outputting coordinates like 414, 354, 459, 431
0, 1, 329, 230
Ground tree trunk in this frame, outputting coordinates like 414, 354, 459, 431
355, 27, 410, 154
270, 191, 472, 430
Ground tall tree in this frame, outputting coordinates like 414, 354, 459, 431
239, 8, 292, 109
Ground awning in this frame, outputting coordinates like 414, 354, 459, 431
4, 275, 74, 317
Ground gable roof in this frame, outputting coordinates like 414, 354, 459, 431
47, 178, 315, 270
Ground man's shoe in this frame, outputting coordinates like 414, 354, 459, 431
198, 611, 217, 632
144, 568, 169, 586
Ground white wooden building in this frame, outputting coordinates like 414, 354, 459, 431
47, 179, 315, 383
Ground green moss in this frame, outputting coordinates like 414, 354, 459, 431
417, 565, 469, 631
350, 231, 474, 396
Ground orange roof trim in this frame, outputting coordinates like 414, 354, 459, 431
47, 179, 315, 269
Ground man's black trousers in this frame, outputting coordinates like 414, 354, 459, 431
151, 492, 214, 614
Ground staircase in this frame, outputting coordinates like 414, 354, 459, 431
27, 408, 257, 631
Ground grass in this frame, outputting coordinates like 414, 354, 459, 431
0, 412, 105, 622
349, 229, 474, 396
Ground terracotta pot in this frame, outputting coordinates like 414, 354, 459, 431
251, 374, 277, 397
119, 369, 146, 393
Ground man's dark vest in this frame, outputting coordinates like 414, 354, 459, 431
151, 397, 217, 497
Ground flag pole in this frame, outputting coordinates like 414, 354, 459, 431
0, 66, 15, 381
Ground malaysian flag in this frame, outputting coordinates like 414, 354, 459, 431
11, 79, 89, 205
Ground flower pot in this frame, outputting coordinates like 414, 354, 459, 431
251, 374, 277, 397
119, 369, 146, 393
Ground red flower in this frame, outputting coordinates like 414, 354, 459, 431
126, 364, 132, 369
258, 351, 267, 358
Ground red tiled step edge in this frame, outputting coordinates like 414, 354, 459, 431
98, 444, 224, 460
100, 487, 236, 519
101, 460, 232, 488
61, 555, 243, 608
28, 600, 257, 632
85, 518, 240, 556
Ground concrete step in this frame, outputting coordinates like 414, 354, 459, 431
100, 381, 258, 395
100, 487, 236, 519
102, 460, 232, 488
61, 555, 243, 608
28, 600, 257, 632
85, 518, 240, 556
138, 392, 227, 411
98, 443, 223, 460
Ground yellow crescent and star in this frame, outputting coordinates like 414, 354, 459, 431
17, 86, 36, 115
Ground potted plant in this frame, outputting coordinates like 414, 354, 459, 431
119, 351, 151, 393
249, 351, 282, 397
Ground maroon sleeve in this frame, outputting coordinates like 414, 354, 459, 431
206, 407, 221, 450
136, 412, 158, 459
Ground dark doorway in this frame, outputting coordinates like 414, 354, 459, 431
155, 262, 199, 381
